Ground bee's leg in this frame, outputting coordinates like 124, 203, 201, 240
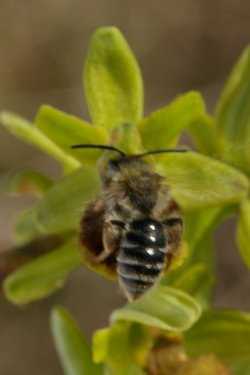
161, 211, 184, 272
80, 196, 106, 261
96, 221, 123, 262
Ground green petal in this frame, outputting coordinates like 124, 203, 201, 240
0, 111, 80, 171
156, 152, 249, 211
3, 237, 81, 305
84, 27, 143, 131
37, 166, 101, 233
185, 309, 250, 369
111, 286, 201, 332
236, 199, 250, 269
8, 169, 53, 197
215, 45, 250, 175
35, 105, 109, 165
137, 92, 205, 149
51, 307, 103, 375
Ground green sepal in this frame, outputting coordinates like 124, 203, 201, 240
215, 45, 250, 175
161, 206, 235, 308
37, 166, 101, 233
51, 307, 103, 375
96, 322, 148, 363
172, 263, 214, 297
182, 206, 236, 305
8, 169, 53, 197
137, 92, 205, 149
92, 328, 110, 364
111, 123, 143, 154
35, 105, 109, 165
161, 264, 214, 309
183, 205, 235, 267
93, 323, 150, 374
0, 111, 80, 171
185, 309, 250, 371
236, 199, 250, 269
107, 363, 146, 375
13, 208, 42, 245
156, 152, 249, 211
184, 207, 228, 253
84, 27, 143, 131
107, 363, 145, 375
3, 237, 81, 305
188, 114, 216, 155
111, 286, 201, 332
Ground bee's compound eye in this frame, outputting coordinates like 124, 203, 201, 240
107, 159, 120, 170
163, 218, 183, 227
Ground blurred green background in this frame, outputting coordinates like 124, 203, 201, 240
0, 1, 250, 374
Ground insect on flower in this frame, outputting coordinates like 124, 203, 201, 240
72, 144, 186, 301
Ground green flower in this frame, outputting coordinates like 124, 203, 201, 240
1, 27, 250, 375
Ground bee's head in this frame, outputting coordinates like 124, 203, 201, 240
104, 155, 144, 187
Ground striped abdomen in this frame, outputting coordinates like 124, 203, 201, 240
117, 218, 167, 301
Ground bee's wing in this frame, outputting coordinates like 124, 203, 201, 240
156, 152, 249, 211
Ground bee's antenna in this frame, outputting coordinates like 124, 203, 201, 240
71, 144, 126, 157
133, 148, 187, 158
71, 144, 187, 159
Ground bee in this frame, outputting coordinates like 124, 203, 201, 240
72, 144, 185, 301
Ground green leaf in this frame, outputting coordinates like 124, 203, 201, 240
51, 307, 103, 375
3, 237, 81, 305
13, 208, 42, 245
35, 105, 109, 165
215, 45, 250, 175
157, 152, 249, 211
111, 286, 201, 332
188, 114, 216, 155
84, 27, 143, 130
8, 169, 53, 197
0, 111, 80, 171
185, 309, 250, 369
137, 92, 205, 149
236, 199, 250, 269
37, 166, 101, 233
